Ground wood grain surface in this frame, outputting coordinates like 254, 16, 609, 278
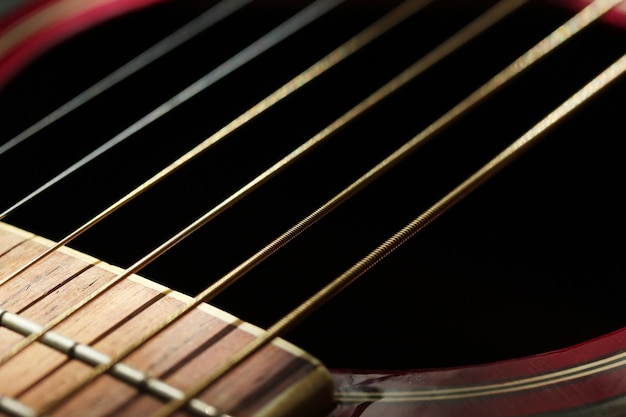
0, 222, 334, 417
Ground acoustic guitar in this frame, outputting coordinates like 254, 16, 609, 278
0, 0, 625, 416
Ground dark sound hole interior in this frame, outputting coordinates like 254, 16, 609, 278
1, 0, 625, 370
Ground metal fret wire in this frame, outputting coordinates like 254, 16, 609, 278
0, 0, 254, 156
153, 42, 626, 417
37, 0, 528, 413
0, 309, 226, 417
0, 0, 428, 368
0, 395, 36, 417
0, 0, 345, 221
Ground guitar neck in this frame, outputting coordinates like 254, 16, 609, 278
0, 221, 334, 417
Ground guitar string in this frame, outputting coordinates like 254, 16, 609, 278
0, 0, 254, 156
0, 394, 35, 417
35, 0, 622, 414
0, 0, 345, 221
0, 309, 225, 417
0, 0, 616, 410
0, 0, 528, 412
0, 0, 616, 412
152, 47, 626, 417
34, 0, 530, 414
0, 0, 433, 376
0, 0, 362, 291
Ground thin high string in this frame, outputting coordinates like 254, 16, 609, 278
152, 49, 626, 417
0, 0, 344, 221
0, 0, 361, 291
0, 0, 432, 372
35, 1, 528, 413
0, 0, 254, 157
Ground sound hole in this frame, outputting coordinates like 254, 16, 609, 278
1, 0, 624, 370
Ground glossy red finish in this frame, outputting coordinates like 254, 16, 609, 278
329, 327, 626, 416
547, 0, 626, 26
0, 0, 165, 87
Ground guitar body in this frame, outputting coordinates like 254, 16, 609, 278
1, 0, 626, 416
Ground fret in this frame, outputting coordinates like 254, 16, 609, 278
0, 222, 333, 416
0, 309, 224, 417
0, 395, 36, 417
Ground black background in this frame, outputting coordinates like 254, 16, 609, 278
0, 0, 625, 370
